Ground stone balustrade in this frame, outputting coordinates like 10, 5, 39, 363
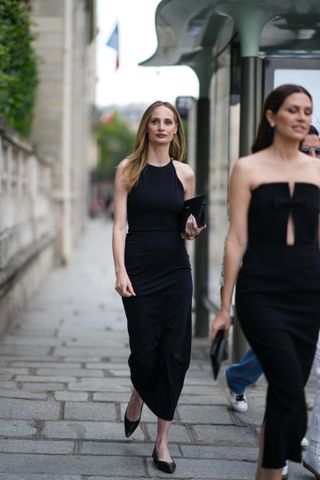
0, 119, 56, 332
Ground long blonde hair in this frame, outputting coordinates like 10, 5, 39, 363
122, 101, 186, 191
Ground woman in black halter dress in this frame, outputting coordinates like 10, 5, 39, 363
211, 84, 320, 480
112, 101, 204, 474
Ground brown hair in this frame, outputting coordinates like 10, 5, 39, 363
252, 84, 313, 153
122, 101, 186, 191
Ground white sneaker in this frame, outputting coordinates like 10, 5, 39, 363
228, 391, 248, 413
281, 461, 288, 479
303, 444, 320, 479
301, 437, 309, 449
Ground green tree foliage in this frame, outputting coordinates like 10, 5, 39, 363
0, 0, 38, 137
95, 112, 135, 177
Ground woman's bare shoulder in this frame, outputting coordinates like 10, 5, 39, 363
232, 153, 263, 174
116, 158, 129, 172
306, 156, 320, 182
172, 160, 194, 179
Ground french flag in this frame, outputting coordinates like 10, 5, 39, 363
106, 23, 119, 70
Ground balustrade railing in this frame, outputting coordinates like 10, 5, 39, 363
0, 121, 55, 273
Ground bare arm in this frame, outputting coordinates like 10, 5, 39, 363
112, 161, 135, 297
210, 159, 252, 339
174, 161, 206, 238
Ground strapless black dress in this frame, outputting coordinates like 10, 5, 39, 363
236, 182, 320, 468
122, 160, 192, 421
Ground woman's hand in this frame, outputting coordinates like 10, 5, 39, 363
115, 270, 136, 297
210, 308, 232, 341
184, 214, 206, 239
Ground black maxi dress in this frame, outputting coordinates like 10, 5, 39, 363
236, 182, 320, 469
122, 159, 192, 421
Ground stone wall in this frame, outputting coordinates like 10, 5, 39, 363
0, 123, 55, 333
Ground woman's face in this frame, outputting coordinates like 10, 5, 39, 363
147, 106, 177, 145
267, 92, 313, 142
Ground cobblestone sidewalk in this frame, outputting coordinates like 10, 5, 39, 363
0, 218, 315, 479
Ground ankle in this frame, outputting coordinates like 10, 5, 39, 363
156, 439, 168, 450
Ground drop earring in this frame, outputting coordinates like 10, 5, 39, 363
268, 123, 275, 134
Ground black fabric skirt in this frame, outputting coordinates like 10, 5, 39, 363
123, 230, 192, 421
236, 245, 320, 468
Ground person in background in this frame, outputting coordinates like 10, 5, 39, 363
211, 84, 320, 480
225, 348, 262, 412
301, 124, 320, 159
112, 101, 204, 475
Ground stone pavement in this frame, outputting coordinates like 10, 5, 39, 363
0, 218, 316, 479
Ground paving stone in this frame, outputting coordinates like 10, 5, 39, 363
85, 362, 128, 369
0, 368, 30, 375
192, 424, 258, 446
0, 337, 63, 346
108, 369, 130, 377
58, 356, 102, 362
80, 440, 181, 457
0, 381, 20, 389
178, 405, 232, 424
0, 398, 60, 420
0, 440, 74, 454
0, 420, 36, 437
0, 476, 81, 480
180, 445, 258, 461
1, 357, 72, 364
64, 402, 116, 421
54, 392, 88, 402
16, 376, 77, 383
179, 394, 228, 405
146, 423, 192, 443
181, 385, 218, 395
10, 363, 82, 368
87, 478, 140, 480
53, 347, 129, 357
42, 421, 145, 441
0, 390, 47, 400
21, 383, 66, 392
37, 368, 104, 377
93, 392, 131, 402
68, 378, 131, 392
232, 406, 264, 427
0, 454, 145, 476
0, 346, 51, 356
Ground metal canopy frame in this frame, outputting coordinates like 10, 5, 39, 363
140, 0, 320, 352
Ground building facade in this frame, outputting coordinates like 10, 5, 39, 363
0, 0, 97, 331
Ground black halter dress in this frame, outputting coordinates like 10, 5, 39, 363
236, 182, 320, 468
122, 159, 192, 421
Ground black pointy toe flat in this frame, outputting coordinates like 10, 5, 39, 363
152, 446, 176, 474
124, 403, 143, 438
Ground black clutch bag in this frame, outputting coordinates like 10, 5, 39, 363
209, 330, 228, 380
179, 194, 207, 233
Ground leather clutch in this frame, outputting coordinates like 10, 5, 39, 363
179, 194, 207, 232
209, 329, 228, 380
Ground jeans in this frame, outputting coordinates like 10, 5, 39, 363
307, 335, 320, 443
225, 349, 263, 395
